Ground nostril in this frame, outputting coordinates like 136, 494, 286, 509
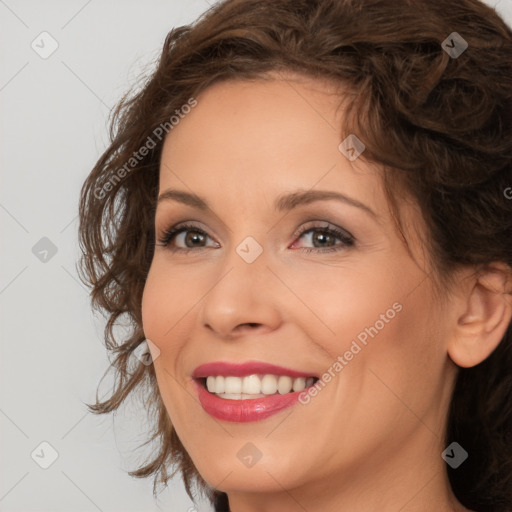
235, 322, 261, 331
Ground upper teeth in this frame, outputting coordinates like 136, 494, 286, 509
205, 375, 315, 396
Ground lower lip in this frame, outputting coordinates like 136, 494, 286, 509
194, 380, 303, 422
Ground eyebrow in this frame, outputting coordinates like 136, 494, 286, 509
157, 189, 377, 218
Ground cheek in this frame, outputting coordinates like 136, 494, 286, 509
275, 255, 412, 354
286, 254, 444, 409
329, 281, 446, 432
141, 270, 168, 344
140, 264, 200, 427
141, 259, 196, 348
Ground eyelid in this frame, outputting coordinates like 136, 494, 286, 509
156, 221, 218, 249
292, 221, 354, 241
157, 219, 355, 253
290, 221, 355, 251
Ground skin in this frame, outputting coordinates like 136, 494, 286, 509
141, 73, 511, 512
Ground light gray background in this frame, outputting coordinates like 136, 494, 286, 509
1, 1, 511, 511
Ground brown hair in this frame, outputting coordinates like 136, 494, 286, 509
78, 1, 512, 511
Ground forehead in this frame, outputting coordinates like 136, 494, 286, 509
158, 77, 383, 213
162, 75, 344, 157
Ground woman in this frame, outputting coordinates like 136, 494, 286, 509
78, 0, 512, 510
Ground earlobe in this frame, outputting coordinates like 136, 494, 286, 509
447, 263, 512, 368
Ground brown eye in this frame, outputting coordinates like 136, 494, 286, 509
292, 223, 355, 253
158, 223, 218, 252
183, 230, 207, 247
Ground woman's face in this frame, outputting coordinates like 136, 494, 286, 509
142, 76, 458, 505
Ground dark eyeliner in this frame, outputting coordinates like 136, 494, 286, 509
156, 222, 209, 248
293, 223, 355, 253
156, 221, 355, 253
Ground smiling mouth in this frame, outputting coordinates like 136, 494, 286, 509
197, 374, 319, 400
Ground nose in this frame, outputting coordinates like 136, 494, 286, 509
199, 245, 282, 339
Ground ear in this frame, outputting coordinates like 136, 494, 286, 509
447, 263, 512, 368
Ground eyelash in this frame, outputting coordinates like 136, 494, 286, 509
156, 222, 355, 254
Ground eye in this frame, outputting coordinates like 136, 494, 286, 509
157, 222, 219, 253
291, 222, 355, 253
157, 221, 355, 254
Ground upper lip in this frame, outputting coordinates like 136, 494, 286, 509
192, 360, 318, 379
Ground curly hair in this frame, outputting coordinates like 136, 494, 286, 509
78, 0, 512, 510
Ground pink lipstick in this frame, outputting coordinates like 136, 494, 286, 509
192, 361, 318, 423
